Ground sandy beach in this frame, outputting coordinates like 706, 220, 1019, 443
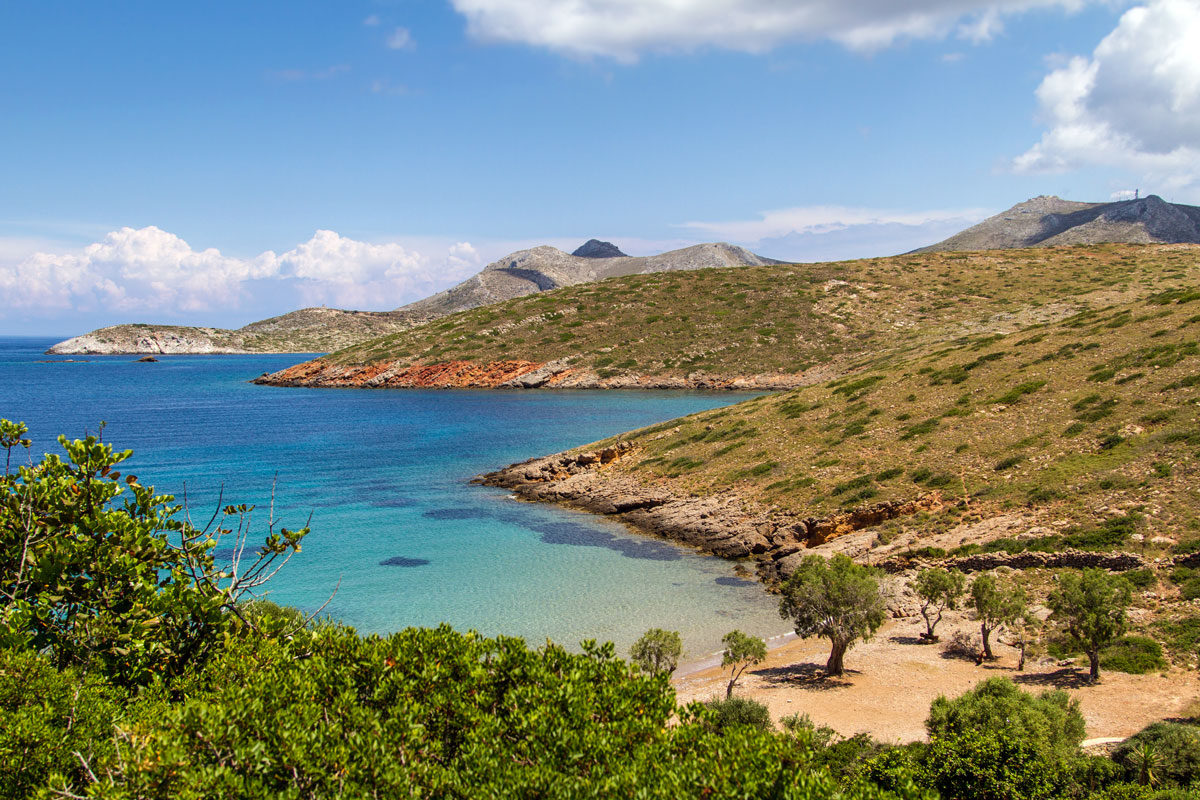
673, 612, 1193, 744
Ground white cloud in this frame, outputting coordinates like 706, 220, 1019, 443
386, 26, 415, 50
449, 0, 1092, 61
681, 205, 990, 241
0, 227, 484, 319
1015, 0, 1200, 194
363, 14, 381, 26
679, 205, 991, 261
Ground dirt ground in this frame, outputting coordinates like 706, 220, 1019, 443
674, 613, 1194, 744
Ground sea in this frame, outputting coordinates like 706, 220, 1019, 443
0, 337, 790, 659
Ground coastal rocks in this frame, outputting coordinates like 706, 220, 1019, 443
879, 549, 1149, 575
135, 356, 159, 362
256, 357, 809, 391
478, 443, 943, 587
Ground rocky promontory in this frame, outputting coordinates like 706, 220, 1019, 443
476, 441, 944, 584
254, 357, 809, 391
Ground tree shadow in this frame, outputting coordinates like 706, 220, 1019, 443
890, 634, 933, 646
1013, 668, 1096, 689
751, 661, 855, 691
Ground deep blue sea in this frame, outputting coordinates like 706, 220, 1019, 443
0, 337, 788, 658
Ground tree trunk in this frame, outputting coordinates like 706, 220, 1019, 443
981, 623, 994, 660
827, 639, 847, 676
1017, 642, 1026, 672
1088, 650, 1100, 682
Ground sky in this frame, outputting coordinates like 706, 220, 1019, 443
1, 0, 1198, 335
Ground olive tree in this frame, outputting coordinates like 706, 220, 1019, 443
910, 567, 966, 642
629, 628, 683, 676
1047, 568, 1132, 682
779, 554, 886, 676
970, 573, 1026, 661
721, 630, 766, 698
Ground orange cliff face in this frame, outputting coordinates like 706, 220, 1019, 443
256, 358, 548, 389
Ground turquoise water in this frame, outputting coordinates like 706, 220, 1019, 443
0, 337, 790, 657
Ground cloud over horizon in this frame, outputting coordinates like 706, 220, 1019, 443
1015, 0, 1200, 195
0, 227, 483, 327
450, 0, 1095, 60
680, 204, 991, 260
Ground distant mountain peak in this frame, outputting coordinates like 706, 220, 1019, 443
571, 239, 627, 258
919, 194, 1200, 252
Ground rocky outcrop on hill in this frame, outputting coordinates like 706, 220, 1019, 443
396, 242, 781, 319
921, 195, 1200, 252
571, 239, 627, 258
879, 549, 1148, 575
254, 357, 809, 391
476, 442, 943, 584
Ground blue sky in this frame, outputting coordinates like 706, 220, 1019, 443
2, 0, 1197, 335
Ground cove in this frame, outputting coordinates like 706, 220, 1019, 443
1, 337, 789, 656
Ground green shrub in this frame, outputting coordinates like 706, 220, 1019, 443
1113, 722, 1200, 788
701, 696, 773, 733
1099, 635, 1167, 674
1123, 569, 1157, 590
0, 649, 130, 800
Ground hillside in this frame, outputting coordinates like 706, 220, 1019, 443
259, 243, 1197, 390
477, 243, 1200, 596
45, 307, 433, 355
46, 240, 772, 355
921, 194, 1200, 252
395, 241, 778, 320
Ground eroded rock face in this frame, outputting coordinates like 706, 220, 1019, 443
477, 443, 942, 585
879, 549, 1148, 574
254, 358, 809, 391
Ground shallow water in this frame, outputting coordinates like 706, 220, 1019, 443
0, 337, 791, 657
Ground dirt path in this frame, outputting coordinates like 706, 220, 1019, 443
673, 614, 1193, 744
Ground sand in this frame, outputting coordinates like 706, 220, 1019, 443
673, 612, 1193, 744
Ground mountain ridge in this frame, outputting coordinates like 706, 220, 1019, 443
46, 241, 774, 354
919, 194, 1200, 252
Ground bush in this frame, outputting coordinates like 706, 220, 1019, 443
0, 649, 129, 800
922, 726, 1070, 800
703, 696, 773, 733
1100, 636, 1168, 674
1113, 722, 1200, 788
1124, 569, 1158, 590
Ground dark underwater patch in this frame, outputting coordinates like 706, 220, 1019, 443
379, 556, 432, 567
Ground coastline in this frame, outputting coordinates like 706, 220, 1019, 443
254, 357, 812, 391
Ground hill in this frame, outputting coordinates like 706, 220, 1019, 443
393, 241, 779, 321
258, 243, 1197, 390
475, 243, 1200, 591
45, 307, 433, 355
46, 240, 772, 355
920, 194, 1200, 252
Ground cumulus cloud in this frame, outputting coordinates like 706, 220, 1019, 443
450, 0, 1091, 60
1015, 0, 1200, 193
0, 227, 483, 320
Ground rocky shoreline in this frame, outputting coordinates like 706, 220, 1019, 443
254, 357, 808, 391
475, 441, 945, 584
477, 441, 1165, 587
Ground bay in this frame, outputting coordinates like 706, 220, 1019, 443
0, 337, 789, 657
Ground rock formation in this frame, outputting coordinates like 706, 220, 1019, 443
571, 239, 627, 258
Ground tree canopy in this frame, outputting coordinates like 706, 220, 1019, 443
778, 554, 886, 676
630, 627, 683, 676
1048, 568, 1132, 682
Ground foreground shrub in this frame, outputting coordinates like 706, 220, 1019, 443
703, 695, 773, 733
0, 649, 129, 800
1113, 722, 1200, 788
